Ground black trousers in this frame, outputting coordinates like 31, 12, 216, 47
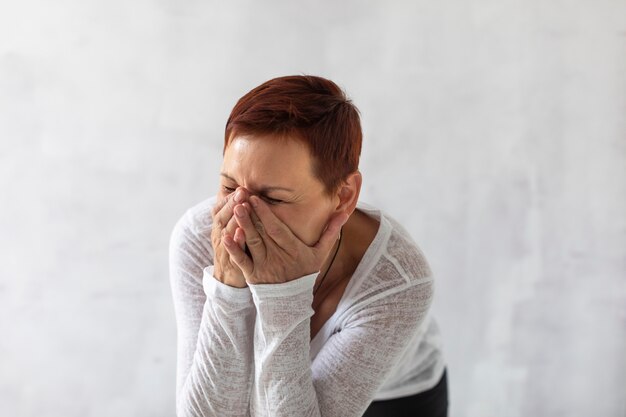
362, 369, 448, 417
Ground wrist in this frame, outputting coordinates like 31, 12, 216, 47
213, 265, 248, 288
223, 278, 248, 289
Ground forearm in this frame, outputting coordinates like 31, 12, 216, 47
176, 267, 255, 417
248, 274, 320, 417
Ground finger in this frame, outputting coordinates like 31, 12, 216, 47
314, 212, 349, 254
212, 187, 249, 231
234, 204, 267, 261
233, 226, 246, 251
211, 191, 236, 219
244, 202, 263, 234
243, 203, 261, 257
211, 193, 235, 232
224, 214, 246, 250
248, 196, 298, 249
211, 194, 229, 218
223, 212, 238, 235
223, 233, 254, 276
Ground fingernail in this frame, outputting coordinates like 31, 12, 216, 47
235, 205, 246, 217
250, 196, 258, 208
234, 190, 244, 203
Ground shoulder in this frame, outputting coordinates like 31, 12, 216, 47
356, 201, 433, 286
383, 213, 433, 283
340, 203, 435, 329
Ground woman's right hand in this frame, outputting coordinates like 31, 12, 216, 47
210, 188, 249, 288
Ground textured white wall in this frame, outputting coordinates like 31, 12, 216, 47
1, 1, 624, 416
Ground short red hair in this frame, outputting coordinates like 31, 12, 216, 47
224, 75, 362, 194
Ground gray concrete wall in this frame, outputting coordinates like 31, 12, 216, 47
1, 1, 624, 415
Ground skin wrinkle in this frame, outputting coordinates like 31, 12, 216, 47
214, 133, 364, 291
220, 173, 296, 194
218, 135, 339, 246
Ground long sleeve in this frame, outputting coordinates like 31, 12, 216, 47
169, 212, 255, 417
311, 276, 434, 415
247, 273, 434, 417
169, 199, 440, 416
248, 274, 318, 416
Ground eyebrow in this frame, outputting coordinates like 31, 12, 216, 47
220, 173, 295, 193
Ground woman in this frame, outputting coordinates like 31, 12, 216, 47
169, 75, 448, 416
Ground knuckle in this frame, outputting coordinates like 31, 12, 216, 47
247, 235, 263, 247
268, 225, 283, 238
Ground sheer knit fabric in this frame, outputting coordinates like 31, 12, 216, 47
169, 196, 445, 417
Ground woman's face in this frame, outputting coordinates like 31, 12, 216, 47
218, 134, 339, 246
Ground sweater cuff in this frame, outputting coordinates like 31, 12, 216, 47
203, 266, 252, 303
248, 272, 318, 300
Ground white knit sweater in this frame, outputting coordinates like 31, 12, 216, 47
169, 196, 445, 417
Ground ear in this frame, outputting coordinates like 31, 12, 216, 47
334, 171, 362, 215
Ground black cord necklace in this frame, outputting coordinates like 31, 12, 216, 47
313, 228, 343, 297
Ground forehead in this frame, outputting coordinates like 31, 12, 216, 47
222, 135, 321, 189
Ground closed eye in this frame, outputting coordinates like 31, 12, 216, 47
262, 195, 284, 205
222, 184, 284, 204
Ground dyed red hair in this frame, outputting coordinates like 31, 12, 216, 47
224, 75, 362, 194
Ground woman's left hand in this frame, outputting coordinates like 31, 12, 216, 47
222, 195, 348, 285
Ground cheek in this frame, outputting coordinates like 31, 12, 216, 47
274, 206, 332, 246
